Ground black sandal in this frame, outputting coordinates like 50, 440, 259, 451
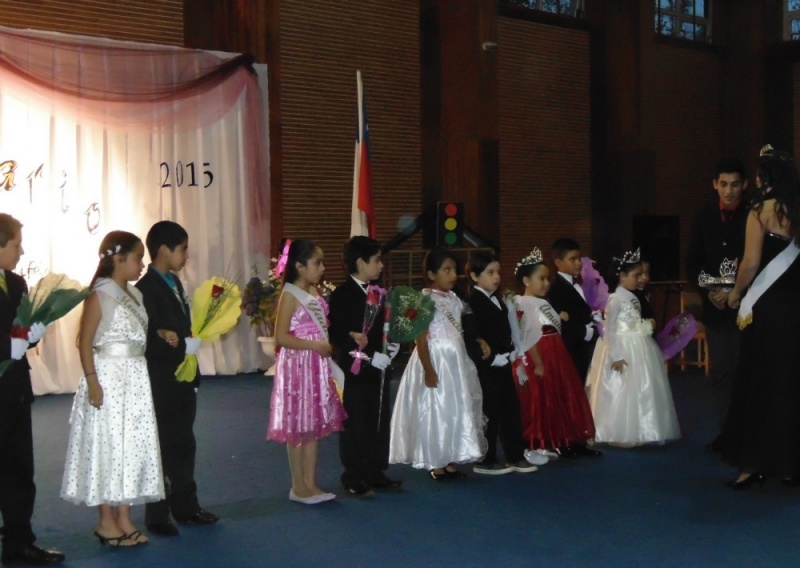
94, 531, 131, 547
429, 468, 447, 481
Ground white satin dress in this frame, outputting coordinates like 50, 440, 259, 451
585, 287, 680, 446
389, 289, 487, 469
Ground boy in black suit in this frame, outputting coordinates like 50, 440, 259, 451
329, 236, 401, 497
466, 252, 542, 474
686, 159, 748, 447
0, 213, 64, 565
137, 221, 218, 536
546, 238, 602, 457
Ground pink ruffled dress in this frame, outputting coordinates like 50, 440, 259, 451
267, 297, 347, 446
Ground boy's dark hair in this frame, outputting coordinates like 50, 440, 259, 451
0, 213, 22, 247
145, 221, 188, 260
714, 158, 746, 181
551, 238, 581, 261
423, 247, 459, 279
466, 251, 498, 284
343, 236, 381, 275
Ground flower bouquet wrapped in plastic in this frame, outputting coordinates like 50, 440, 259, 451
349, 284, 387, 374
175, 276, 242, 382
0, 273, 89, 376
580, 256, 609, 336
656, 312, 698, 361
387, 286, 436, 343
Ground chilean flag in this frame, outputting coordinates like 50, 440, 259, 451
351, 70, 375, 238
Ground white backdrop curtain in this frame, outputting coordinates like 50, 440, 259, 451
0, 26, 271, 394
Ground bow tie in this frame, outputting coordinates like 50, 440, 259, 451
572, 275, 583, 286
359, 282, 369, 290
720, 209, 735, 222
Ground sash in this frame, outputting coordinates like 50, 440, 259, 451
539, 303, 562, 333
737, 240, 800, 329
283, 282, 328, 340
282, 282, 345, 392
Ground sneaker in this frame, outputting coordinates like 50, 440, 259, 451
536, 448, 560, 460
523, 449, 549, 466
473, 462, 513, 475
507, 460, 539, 473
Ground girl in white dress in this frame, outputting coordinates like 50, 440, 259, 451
585, 248, 680, 447
389, 248, 487, 479
61, 231, 164, 546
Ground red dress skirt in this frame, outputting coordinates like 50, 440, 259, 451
514, 327, 596, 449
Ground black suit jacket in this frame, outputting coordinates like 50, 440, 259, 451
547, 274, 594, 349
465, 289, 514, 376
329, 277, 385, 386
136, 265, 196, 384
0, 271, 33, 403
685, 202, 748, 327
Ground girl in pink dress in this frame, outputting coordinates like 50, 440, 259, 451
267, 239, 347, 504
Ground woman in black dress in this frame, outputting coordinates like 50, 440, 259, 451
722, 146, 800, 488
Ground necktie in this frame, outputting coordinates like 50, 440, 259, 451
721, 209, 734, 223
0, 272, 7, 294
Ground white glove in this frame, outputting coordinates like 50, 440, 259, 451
491, 353, 510, 367
509, 351, 518, 363
370, 352, 391, 371
185, 337, 202, 355
387, 342, 400, 360
516, 365, 529, 386
10, 338, 29, 360
27, 322, 46, 343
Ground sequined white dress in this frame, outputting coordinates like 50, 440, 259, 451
585, 287, 680, 446
61, 278, 164, 506
389, 289, 487, 469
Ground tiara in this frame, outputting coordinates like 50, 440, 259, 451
98, 244, 121, 260
613, 247, 641, 274
760, 144, 774, 157
698, 258, 737, 286
516, 247, 543, 269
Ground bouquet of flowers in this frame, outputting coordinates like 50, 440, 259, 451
580, 256, 609, 336
387, 286, 436, 343
656, 312, 698, 361
349, 284, 387, 374
242, 260, 282, 337
0, 273, 89, 376
175, 276, 242, 382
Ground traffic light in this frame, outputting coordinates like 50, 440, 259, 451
436, 201, 464, 246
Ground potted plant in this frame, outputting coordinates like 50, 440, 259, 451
242, 260, 282, 363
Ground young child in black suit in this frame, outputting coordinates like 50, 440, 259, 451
545, 238, 602, 458
328, 236, 401, 497
466, 251, 543, 474
0, 213, 63, 565
136, 221, 218, 536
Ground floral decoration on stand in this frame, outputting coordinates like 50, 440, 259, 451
242, 259, 282, 337
175, 276, 242, 382
349, 284, 387, 374
0, 273, 89, 376
387, 286, 436, 343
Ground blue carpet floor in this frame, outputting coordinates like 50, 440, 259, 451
23, 366, 800, 567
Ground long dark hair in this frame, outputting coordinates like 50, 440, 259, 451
282, 238, 320, 285
89, 231, 142, 290
753, 149, 800, 244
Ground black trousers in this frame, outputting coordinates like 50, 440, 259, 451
145, 382, 199, 524
479, 367, 524, 464
706, 322, 740, 433
339, 377, 391, 484
0, 397, 36, 553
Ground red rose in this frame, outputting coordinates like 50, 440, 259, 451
516, 310, 524, 321
211, 284, 224, 298
9, 326, 29, 339
406, 308, 417, 320
367, 290, 380, 305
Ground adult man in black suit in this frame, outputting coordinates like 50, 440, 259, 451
686, 159, 749, 448
0, 213, 64, 565
137, 221, 218, 537
546, 237, 602, 458
329, 236, 401, 497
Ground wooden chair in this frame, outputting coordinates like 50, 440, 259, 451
675, 289, 710, 375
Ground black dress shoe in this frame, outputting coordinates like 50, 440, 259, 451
146, 520, 179, 537
556, 446, 578, 459
178, 509, 219, 525
366, 473, 402, 490
1, 543, 65, 565
342, 479, 375, 497
727, 472, 766, 490
572, 444, 603, 457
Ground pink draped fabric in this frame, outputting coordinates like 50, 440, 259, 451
0, 25, 268, 243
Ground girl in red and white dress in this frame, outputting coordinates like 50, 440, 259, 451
510, 248, 596, 458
